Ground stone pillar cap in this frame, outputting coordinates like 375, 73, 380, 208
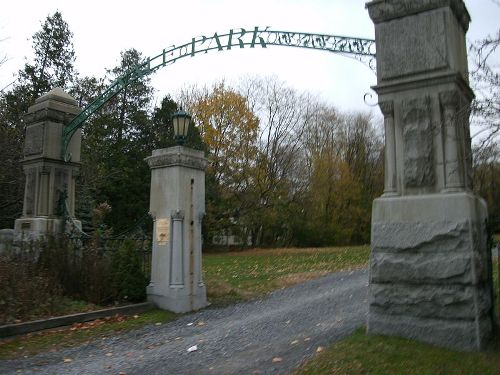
35, 87, 78, 107
366, 0, 471, 31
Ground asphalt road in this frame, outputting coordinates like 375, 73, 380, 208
1, 268, 369, 375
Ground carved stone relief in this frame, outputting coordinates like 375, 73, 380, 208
439, 90, 464, 190
53, 168, 68, 216
25, 169, 36, 215
402, 97, 435, 188
146, 153, 208, 171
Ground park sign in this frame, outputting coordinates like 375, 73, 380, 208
155, 27, 375, 67
61, 26, 375, 161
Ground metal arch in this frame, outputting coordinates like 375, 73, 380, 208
62, 26, 376, 160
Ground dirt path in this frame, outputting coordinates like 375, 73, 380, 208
0, 268, 368, 375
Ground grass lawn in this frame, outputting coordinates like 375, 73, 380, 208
203, 246, 370, 306
294, 328, 500, 375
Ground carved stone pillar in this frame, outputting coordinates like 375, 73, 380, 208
379, 101, 397, 195
14, 88, 82, 240
366, 0, 492, 351
146, 146, 208, 313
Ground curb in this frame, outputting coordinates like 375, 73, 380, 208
0, 302, 154, 338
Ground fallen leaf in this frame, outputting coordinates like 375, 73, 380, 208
272, 357, 283, 363
63, 358, 73, 363
197, 321, 206, 326
133, 315, 139, 319
316, 346, 324, 353
155, 323, 162, 326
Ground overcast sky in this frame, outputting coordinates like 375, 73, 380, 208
1, 0, 499, 113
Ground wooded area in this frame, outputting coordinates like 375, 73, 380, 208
0, 12, 498, 247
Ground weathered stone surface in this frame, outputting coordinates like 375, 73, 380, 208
371, 220, 469, 252
402, 97, 434, 188
366, 0, 471, 31
23, 124, 44, 156
368, 312, 492, 351
370, 283, 491, 320
376, 10, 448, 80
368, 194, 491, 351
146, 146, 208, 171
370, 252, 475, 284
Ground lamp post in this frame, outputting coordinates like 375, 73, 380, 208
172, 109, 191, 145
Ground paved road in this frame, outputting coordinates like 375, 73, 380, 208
1, 268, 368, 375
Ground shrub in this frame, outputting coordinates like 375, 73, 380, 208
111, 240, 148, 302
0, 247, 63, 324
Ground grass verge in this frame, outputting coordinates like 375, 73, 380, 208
0, 309, 176, 360
203, 246, 370, 306
295, 328, 500, 375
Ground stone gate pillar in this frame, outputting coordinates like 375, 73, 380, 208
366, 0, 493, 351
146, 146, 208, 313
14, 87, 82, 240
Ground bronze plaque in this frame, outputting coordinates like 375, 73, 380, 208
156, 218, 170, 245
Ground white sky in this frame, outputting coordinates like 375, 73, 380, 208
1, 0, 499, 113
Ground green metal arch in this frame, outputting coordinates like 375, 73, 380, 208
62, 26, 376, 160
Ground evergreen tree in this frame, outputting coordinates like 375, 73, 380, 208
19, 11, 76, 98
78, 49, 154, 233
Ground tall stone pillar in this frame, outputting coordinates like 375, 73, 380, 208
366, 0, 493, 351
14, 88, 82, 240
146, 146, 208, 313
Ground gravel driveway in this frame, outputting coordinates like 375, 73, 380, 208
1, 268, 368, 375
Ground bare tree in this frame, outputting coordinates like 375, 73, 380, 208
0, 36, 12, 93
469, 29, 500, 148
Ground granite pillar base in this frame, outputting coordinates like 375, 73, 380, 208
367, 193, 493, 351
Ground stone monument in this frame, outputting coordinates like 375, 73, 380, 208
14, 88, 82, 240
366, 0, 493, 351
146, 146, 208, 313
